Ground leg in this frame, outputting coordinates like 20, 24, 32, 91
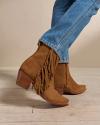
39, 0, 100, 63
51, 0, 75, 27
51, 0, 100, 94
51, 0, 76, 62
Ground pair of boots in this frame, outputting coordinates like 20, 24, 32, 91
16, 42, 86, 107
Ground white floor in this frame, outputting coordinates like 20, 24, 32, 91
0, 68, 100, 125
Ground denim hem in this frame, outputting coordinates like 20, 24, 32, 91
39, 38, 69, 63
58, 59, 69, 64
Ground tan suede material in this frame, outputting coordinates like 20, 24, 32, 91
54, 64, 66, 94
64, 64, 86, 94
33, 45, 59, 95
55, 64, 86, 95
20, 42, 51, 80
41, 80, 69, 106
16, 42, 69, 106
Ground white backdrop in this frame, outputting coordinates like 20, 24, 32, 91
0, 0, 100, 68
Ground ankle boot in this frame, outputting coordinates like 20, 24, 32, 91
16, 42, 69, 106
54, 63, 86, 95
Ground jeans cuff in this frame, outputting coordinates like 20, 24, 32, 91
39, 38, 69, 63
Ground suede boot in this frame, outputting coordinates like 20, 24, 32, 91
54, 63, 86, 95
16, 42, 69, 106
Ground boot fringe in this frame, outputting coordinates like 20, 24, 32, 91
32, 49, 58, 95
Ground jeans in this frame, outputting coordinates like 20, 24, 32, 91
39, 0, 100, 63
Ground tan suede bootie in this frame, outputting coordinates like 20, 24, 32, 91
54, 63, 86, 95
16, 42, 69, 106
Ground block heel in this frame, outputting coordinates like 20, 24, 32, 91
16, 69, 33, 89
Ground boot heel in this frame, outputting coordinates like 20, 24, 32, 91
16, 69, 32, 89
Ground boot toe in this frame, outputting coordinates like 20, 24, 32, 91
41, 87, 69, 107
60, 96, 69, 106
79, 84, 87, 93
71, 84, 87, 94
64, 84, 87, 95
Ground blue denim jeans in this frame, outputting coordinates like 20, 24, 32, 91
39, 0, 100, 63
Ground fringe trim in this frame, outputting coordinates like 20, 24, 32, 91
32, 49, 59, 95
